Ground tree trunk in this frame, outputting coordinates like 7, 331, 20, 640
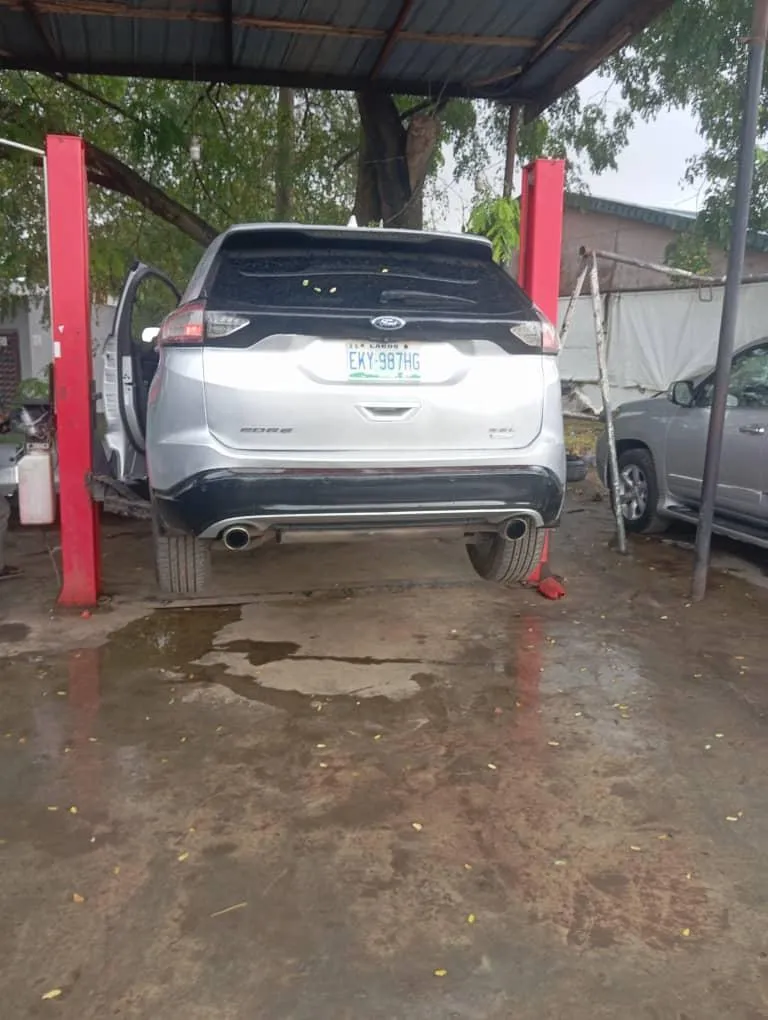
84, 143, 218, 246
355, 92, 440, 230
275, 86, 295, 220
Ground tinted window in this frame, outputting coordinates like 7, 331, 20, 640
207, 246, 530, 317
697, 344, 768, 408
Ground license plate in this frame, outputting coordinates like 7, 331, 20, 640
346, 342, 422, 381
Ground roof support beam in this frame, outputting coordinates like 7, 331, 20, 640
221, 0, 233, 69
527, 0, 673, 116
20, 0, 59, 65
0, 2, 586, 52
370, 0, 415, 79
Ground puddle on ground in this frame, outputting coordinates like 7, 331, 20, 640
100, 608, 240, 673
0, 623, 31, 643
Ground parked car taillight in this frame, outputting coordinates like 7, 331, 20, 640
542, 321, 560, 354
159, 302, 248, 345
159, 302, 205, 345
509, 317, 560, 354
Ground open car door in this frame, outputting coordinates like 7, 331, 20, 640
98, 262, 180, 483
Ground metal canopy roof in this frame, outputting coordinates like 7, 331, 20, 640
0, 0, 673, 111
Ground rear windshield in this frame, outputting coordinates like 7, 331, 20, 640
206, 245, 531, 317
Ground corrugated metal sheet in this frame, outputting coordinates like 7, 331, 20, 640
0, 0, 674, 109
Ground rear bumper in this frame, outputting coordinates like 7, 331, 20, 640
153, 467, 564, 538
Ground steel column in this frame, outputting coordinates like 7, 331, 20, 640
518, 158, 565, 325
45, 135, 100, 606
691, 0, 768, 601
518, 158, 566, 598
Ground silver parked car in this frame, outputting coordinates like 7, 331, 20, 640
597, 338, 768, 546
100, 225, 565, 593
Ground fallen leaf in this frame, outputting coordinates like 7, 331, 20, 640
463, 863, 473, 871
72, 893, 85, 904
113, 867, 120, 876
466, 913, 477, 924
554, 859, 567, 867
704, 744, 712, 751
411, 822, 423, 832
657, 834, 671, 841
433, 969, 447, 978
681, 928, 691, 937
68, 806, 78, 815
177, 851, 189, 862
41, 989, 63, 1001
373, 734, 382, 741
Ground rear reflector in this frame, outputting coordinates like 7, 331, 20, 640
159, 302, 248, 345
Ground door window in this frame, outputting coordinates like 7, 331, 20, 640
696, 344, 768, 409
130, 275, 179, 349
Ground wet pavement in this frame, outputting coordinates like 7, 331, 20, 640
2, 487, 768, 1018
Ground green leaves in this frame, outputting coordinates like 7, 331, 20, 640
466, 194, 520, 265
609, 0, 766, 238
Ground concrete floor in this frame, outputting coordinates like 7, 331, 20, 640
2, 486, 768, 1019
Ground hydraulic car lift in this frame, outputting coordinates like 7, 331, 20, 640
45, 134, 566, 606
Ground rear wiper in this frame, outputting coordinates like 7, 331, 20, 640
235, 268, 476, 287
380, 289, 476, 306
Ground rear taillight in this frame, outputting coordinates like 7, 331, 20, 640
542, 320, 560, 354
158, 302, 248, 346
509, 316, 560, 354
159, 302, 205, 346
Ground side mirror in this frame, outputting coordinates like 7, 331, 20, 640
141, 326, 160, 345
670, 380, 695, 407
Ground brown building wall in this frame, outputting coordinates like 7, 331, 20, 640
557, 208, 768, 296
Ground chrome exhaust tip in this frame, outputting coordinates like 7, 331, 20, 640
502, 517, 529, 541
222, 526, 252, 551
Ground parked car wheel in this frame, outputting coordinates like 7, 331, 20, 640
152, 510, 211, 595
614, 448, 668, 535
467, 524, 546, 587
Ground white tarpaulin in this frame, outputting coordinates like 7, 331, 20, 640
558, 280, 768, 410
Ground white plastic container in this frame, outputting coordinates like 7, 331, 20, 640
18, 448, 56, 526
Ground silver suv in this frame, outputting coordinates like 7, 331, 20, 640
100, 225, 565, 593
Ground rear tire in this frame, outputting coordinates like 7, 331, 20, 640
613, 448, 668, 535
467, 526, 546, 588
152, 511, 211, 595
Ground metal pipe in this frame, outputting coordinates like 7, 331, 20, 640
589, 254, 627, 554
560, 258, 589, 347
578, 245, 717, 285
691, 0, 768, 602
0, 136, 45, 157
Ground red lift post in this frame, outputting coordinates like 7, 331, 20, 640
518, 159, 566, 599
46, 134, 100, 606
46, 142, 565, 607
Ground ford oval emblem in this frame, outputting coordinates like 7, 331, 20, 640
371, 315, 405, 331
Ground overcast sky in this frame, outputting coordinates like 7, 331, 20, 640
433, 73, 707, 232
